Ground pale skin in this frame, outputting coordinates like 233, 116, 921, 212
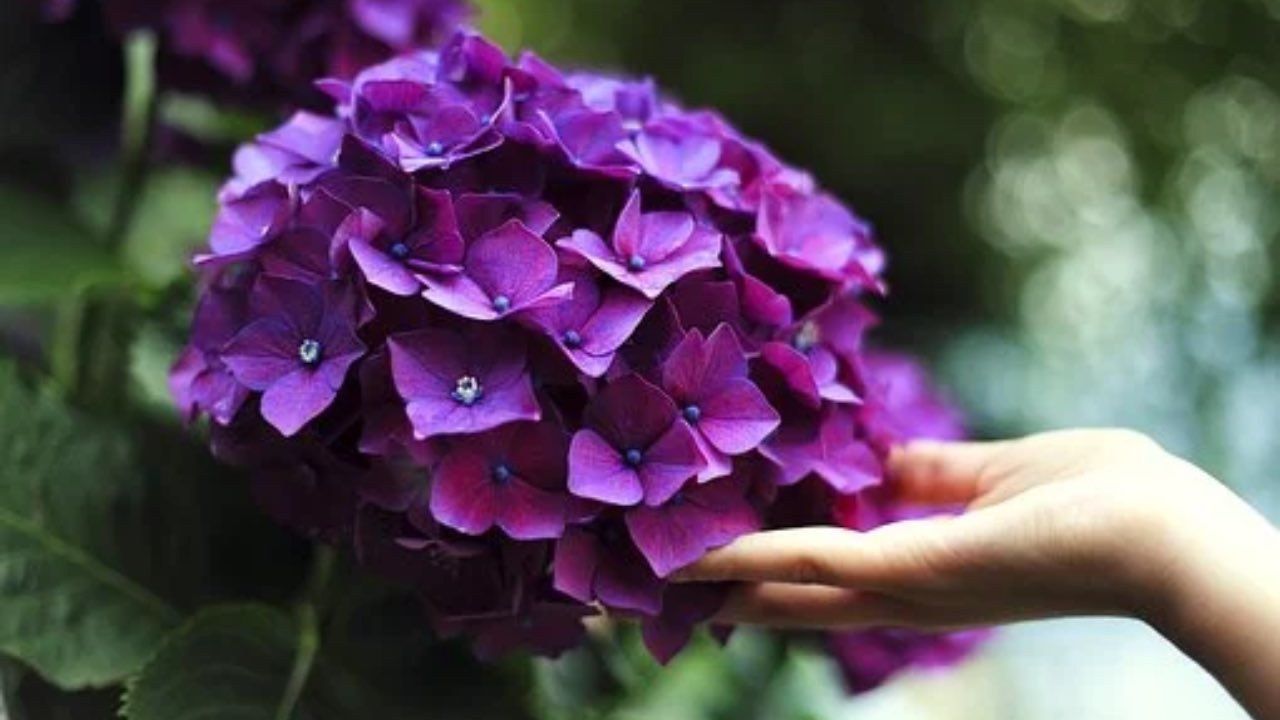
674, 430, 1280, 719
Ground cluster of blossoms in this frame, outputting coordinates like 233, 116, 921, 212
170, 29, 984, 683
38, 0, 469, 106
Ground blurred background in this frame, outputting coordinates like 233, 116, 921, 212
3, 0, 1278, 717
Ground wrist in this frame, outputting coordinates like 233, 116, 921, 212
1139, 467, 1280, 637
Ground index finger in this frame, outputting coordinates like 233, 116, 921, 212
673, 518, 965, 589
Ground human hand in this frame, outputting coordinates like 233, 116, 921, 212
675, 429, 1279, 632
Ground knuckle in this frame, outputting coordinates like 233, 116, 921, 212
787, 552, 835, 585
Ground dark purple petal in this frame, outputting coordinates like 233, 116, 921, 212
260, 367, 343, 437
567, 429, 643, 506
635, 421, 704, 506
698, 379, 780, 455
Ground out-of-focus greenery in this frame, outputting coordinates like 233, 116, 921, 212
0, 0, 1277, 717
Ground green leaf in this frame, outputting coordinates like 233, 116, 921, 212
0, 364, 182, 688
0, 188, 121, 305
121, 169, 220, 290
121, 604, 355, 720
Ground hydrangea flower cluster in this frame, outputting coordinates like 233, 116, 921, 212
172, 29, 984, 675
38, 0, 469, 106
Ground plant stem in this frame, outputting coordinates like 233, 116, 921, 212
107, 31, 159, 252
275, 545, 336, 720
59, 32, 157, 407
277, 603, 319, 720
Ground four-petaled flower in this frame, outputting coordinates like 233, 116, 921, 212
430, 421, 572, 540
558, 190, 722, 299
567, 374, 705, 506
388, 325, 540, 439
222, 277, 366, 436
525, 267, 652, 378
422, 219, 573, 320
339, 185, 465, 296
661, 324, 780, 480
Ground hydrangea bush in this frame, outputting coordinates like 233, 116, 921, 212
171, 28, 984, 678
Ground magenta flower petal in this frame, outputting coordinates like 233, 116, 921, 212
388, 326, 540, 439
698, 379, 781, 455
221, 277, 365, 437
260, 368, 342, 437
558, 191, 721, 299
525, 268, 652, 377
553, 525, 663, 615
222, 319, 300, 389
567, 429, 644, 506
641, 584, 732, 665
422, 219, 572, 320
635, 421, 704, 506
568, 374, 705, 506
430, 446, 567, 540
625, 476, 759, 577
209, 181, 291, 257
661, 325, 780, 460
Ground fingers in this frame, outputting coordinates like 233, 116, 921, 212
675, 519, 971, 590
888, 440, 1011, 505
716, 583, 909, 629
674, 527, 871, 586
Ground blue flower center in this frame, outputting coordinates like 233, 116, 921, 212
622, 448, 644, 467
682, 404, 702, 424
451, 375, 484, 406
491, 295, 511, 313
792, 322, 820, 352
298, 338, 323, 367
389, 242, 411, 260
491, 463, 513, 485
626, 254, 646, 271
562, 330, 582, 348
425, 141, 445, 157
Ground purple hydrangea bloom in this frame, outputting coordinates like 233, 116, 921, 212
429, 421, 571, 540
173, 29, 969, 670
43, 0, 471, 108
525, 267, 652, 378
567, 374, 705, 507
559, 191, 722, 299
660, 324, 779, 480
388, 325, 540, 439
421, 219, 572, 320
221, 277, 365, 436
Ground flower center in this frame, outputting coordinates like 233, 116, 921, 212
491, 463, 513, 484
792, 322, 820, 352
389, 241, 411, 260
451, 375, 484, 406
562, 330, 582, 348
682, 404, 702, 424
622, 448, 643, 467
626, 254, 646, 271
491, 295, 511, 313
298, 338, 323, 367
425, 141, 445, 157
